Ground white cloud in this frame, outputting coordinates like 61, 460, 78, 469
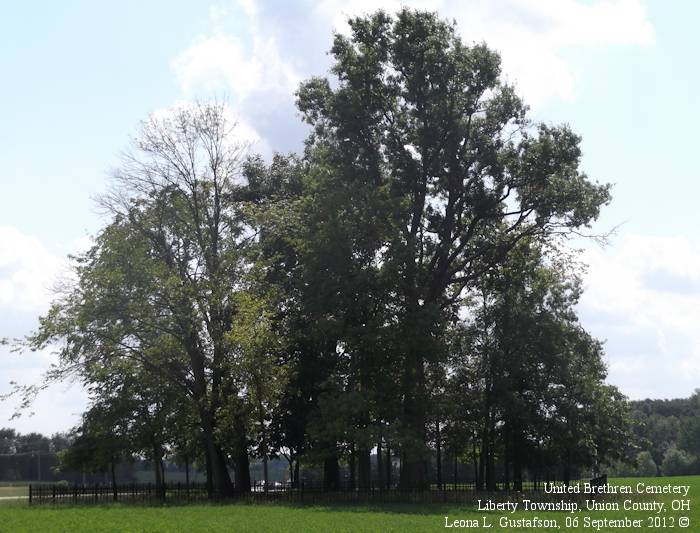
0, 226, 66, 313
171, 0, 655, 149
168, 0, 656, 161
171, 24, 299, 102
0, 348, 88, 434
579, 233, 700, 399
0, 228, 88, 433
439, 0, 655, 106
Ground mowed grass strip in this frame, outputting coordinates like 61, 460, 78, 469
1, 502, 465, 533
0, 485, 27, 498
0, 476, 696, 532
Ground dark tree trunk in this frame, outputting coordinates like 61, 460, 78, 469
486, 428, 496, 491
435, 419, 442, 490
377, 439, 383, 489
456, 452, 460, 487
323, 451, 340, 491
153, 449, 161, 488
187, 333, 234, 499
152, 444, 165, 500
111, 460, 117, 501
263, 455, 269, 494
477, 444, 485, 491
231, 412, 251, 494
358, 445, 371, 490
563, 448, 571, 486
504, 444, 510, 491
386, 446, 392, 489
399, 300, 429, 491
203, 437, 213, 497
480, 409, 497, 491
234, 448, 251, 494
399, 365, 427, 490
349, 443, 356, 490
202, 424, 234, 498
513, 447, 523, 492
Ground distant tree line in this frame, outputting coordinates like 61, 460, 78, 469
608, 391, 700, 477
11, 9, 633, 497
0, 428, 70, 455
0, 427, 206, 484
0, 428, 68, 482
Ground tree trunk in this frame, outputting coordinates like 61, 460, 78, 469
386, 446, 392, 489
398, 296, 429, 491
477, 443, 485, 491
349, 443, 356, 490
377, 439, 383, 489
234, 448, 251, 494
263, 455, 269, 494
111, 460, 117, 501
513, 446, 523, 492
456, 452, 460, 487
399, 352, 427, 490
323, 451, 340, 491
504, 445, 510, 491
152, 444, 165, 500
503, 443, 510, 491
192, 341, 234, 499
202, 420, 234, 498
486, 426, 496, 491
435, 419, 442, 490
358, 445, 371, 490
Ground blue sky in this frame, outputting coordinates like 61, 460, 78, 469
2, 0, 699, 434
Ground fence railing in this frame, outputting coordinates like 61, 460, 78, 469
29, 482, 210, 505
28, 477, 585, 506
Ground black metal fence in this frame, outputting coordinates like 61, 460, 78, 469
29, 483, 210, 505
28, 477, 587, 506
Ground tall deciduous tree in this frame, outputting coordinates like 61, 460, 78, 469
29, 103, 254, 496
296, 9, 610, 488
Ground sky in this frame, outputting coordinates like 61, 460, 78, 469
1, 0, 699, 435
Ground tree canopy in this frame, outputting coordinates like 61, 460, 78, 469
13, 8, 630, 494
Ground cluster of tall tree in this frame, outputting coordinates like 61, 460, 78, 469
19, 9, 630, 495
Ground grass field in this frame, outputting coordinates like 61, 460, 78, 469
0, 485, 27, 498
0, 476, 696, 532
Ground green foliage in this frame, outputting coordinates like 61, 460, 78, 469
662, 446, 696, 476
14, 8, 625, 493
625, 390, 700, 476
635, 451, 658, 477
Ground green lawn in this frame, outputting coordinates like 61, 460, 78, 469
0, 476, 696, 532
